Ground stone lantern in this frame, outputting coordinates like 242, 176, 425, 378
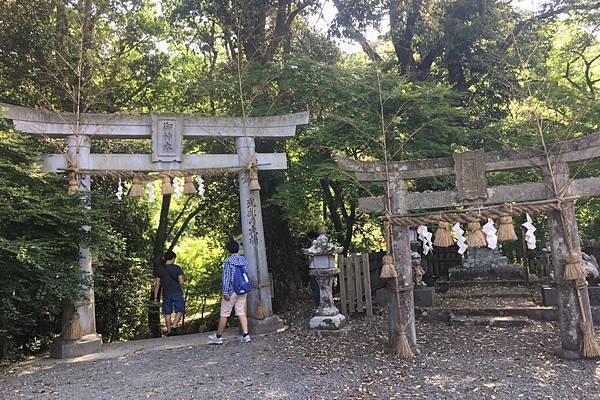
304, 227, 346, 330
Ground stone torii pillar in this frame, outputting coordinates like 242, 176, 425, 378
49, 134, 103, 358
543, 163, 595, 358
387, 176, 417, 352
236, 136, 283, 333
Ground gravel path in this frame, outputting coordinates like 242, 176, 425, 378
2, 301, 600, 400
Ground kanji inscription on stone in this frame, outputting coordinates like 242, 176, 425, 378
453, 149, 487, 202
151, 113, 182, 162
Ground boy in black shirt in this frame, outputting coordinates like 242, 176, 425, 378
153, 251, 185, 336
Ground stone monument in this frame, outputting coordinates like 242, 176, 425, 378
305, 227, 346, 330
449, 246, 526, 281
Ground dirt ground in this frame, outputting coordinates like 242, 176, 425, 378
2, 300, 600, 400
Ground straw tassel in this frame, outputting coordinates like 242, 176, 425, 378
394, 324, 414, 358
392, 276, 414, 358
249, 167, 260, 191
63, 312, 83, 341
161, 176, 174, 194
497, 215, 518, 242
380, 255, 397, 279
128, 177, 145, 197
256, 299, 266, 320
467, 221, 487, 248
580, 320, 600, 358
575, 282, 600, 358
183, 176, 196, 195
564, 253, 588, 281
67, 174, 79, 195
433, 221, 453, 247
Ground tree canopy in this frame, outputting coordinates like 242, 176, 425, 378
1, 0, 599, 357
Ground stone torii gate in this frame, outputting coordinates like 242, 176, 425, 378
339, 132, 600, 359
1, 103, 309, 358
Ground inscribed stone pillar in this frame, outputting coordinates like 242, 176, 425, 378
67, 135, 97, 336
387, 177, 417, 351
543, 162, 593, 359
236, 137, 283, 334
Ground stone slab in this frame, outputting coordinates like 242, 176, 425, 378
541, 286, 600, 306
248, 315, 286, 335
309, 314, 347, 330
414, 287, 435, 306
49, 334, 102, 359
448, 265, 527, 281
375, 287, 435, 307
450, 315, 530, 327
375, 288, 388, 307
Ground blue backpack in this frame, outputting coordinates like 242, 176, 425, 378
233, 265, 253, 295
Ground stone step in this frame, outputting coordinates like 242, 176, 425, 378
437, 279, 527, 290
443, 292, 532, 299
450, 315, 531, 327
416, 306, 557, 322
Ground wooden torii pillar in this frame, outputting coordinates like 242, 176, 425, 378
1, 103, 309, 357
339, 132, 600, 358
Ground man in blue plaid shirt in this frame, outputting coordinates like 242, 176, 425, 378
208, 240, 251, 344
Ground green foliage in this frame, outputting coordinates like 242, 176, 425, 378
0, 130, 108, 355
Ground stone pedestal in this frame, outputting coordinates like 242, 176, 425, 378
248, 315, 286, 335
49, 334, 102, 359
309, 267, 346, 330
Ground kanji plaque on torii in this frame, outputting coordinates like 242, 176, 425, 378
0, 102, 309, 358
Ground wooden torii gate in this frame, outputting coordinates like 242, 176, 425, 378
0, 103, 309, 358
339, 132, 600, 359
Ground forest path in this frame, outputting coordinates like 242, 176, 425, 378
2, 300, 600, 400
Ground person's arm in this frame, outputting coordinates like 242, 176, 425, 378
178, 274, 184, 295
153, 278, 161, 302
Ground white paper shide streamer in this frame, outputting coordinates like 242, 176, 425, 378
147, 182, 156, 203
522, 213, 537, 250
197, 176, 205, 198
116, 178, 123, 201
417, 225, 434, 255
173, 177, 183, 198
452, 223, 468, 255
482, 218, 498, 249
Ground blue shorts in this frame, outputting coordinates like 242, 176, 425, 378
162, 292, 184, 315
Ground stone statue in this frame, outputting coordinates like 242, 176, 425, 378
412, 251, 425, 286
304, 227, 343, 256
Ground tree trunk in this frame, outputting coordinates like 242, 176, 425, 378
389, 0, 421, 77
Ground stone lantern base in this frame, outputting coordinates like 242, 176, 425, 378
309, 314, 347, 330
309, 267, 347, 331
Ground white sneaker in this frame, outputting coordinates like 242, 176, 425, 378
240, 334, 251, 343
208, 333, 223, 344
